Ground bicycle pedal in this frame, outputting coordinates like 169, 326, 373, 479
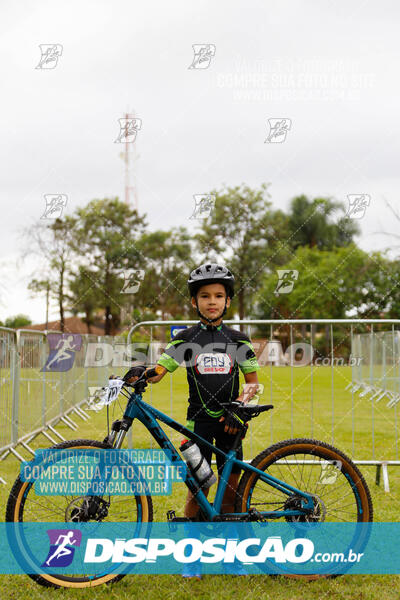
167, 510, 193, 532
167, 510, 192, 522
167, 510, 176, 522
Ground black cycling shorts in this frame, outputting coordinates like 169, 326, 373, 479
189, 419, 243, 476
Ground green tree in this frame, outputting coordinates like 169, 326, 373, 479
194, 183, 291, 324
387, 259, 400, 318
67, 267, 103, 333
4, 314, 32, 328
287, 195, 360, 251
257, 244, 374, 322
72, 198, 147, 335
133, 227, 193, 323
23, 216, 77, 332
256, 244, 380, 357
357, 251, 398, 318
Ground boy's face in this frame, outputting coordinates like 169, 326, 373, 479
191, 282, 231, 321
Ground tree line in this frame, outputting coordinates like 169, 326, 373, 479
6, 184, 399, 336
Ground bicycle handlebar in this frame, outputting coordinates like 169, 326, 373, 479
144, 365, 164, 379
122, 365, 164, 385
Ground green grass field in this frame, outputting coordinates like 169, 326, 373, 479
1, 365, 400, 599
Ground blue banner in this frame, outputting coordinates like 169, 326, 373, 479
2, 522, 400, 575
170, 325, 187, 339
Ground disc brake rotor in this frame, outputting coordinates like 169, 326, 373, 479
284, 494, 326, 523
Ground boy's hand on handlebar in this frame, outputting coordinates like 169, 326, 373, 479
219, 405, 245, 435
122, 364, 168, 384
219, 415, 239, 435
145, 365, 168, 383
219, 395, 247, 433
123, 365, 147, 383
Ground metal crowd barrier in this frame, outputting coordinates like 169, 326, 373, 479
127, 319, 400, 492
0, 327, 124, 482
350, 329, 400, 407
1, 320, 400, 492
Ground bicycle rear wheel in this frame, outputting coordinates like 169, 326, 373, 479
6, 439, 153, 589
235, 438, 373, 579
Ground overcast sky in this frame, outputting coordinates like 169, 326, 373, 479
1, 0, 399, 324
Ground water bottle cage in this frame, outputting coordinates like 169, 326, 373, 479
191, 455, 205, 474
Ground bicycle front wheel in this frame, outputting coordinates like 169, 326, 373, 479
6, 439, 153, 589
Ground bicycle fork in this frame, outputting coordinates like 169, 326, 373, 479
104, 417, 133, 449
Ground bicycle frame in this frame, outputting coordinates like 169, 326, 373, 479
116, 389, 315, 521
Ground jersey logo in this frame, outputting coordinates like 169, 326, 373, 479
194, 353, 233, 374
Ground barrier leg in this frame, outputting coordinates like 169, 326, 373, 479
10, 447, 25, 462
64, 413, 78, 428
42, 430, 57, 445
382, 463, 390, 493
48, 425, 66, 441
0, 449, 10, 461
375, 464, 381, 487
21, 442, 35, 456
61, 416, 77, 431
72, 407, 88, 421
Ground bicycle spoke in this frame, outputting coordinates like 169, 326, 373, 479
316, 477, 358, 503
269, 460, 301, 494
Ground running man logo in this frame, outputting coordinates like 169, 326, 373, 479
241, 383, 264, 405
35, 44, 63, 69
189, 195, 216, 220
41, 194, 68, 219
114, 118, 142, 143
274, 270, 299, 295
346, 195, 370, 219
121, 269, 145, 294
265, 118, 292, 143
41, 529, 82, 567
87, 386, 107, 412
41, 334, 82, 372
318, 460, 342, 485
188, 44, 216, 69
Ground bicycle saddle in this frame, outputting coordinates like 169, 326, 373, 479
220, 401, 274, 419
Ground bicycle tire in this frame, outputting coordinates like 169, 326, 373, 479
6, 439, 153, 589
235, 438, 373, 580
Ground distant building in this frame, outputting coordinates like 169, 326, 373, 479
24, 316, 121, 336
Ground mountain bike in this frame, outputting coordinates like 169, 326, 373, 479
6, 366, 373, 588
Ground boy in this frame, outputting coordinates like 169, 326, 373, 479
145, 263, 261, 519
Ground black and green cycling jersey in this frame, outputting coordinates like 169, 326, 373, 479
157, 321, 260, 421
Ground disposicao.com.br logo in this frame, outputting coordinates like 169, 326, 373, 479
4, 522, 377, 576
84, 535, 315, 564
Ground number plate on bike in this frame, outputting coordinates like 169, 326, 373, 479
88, 379, 125, 411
